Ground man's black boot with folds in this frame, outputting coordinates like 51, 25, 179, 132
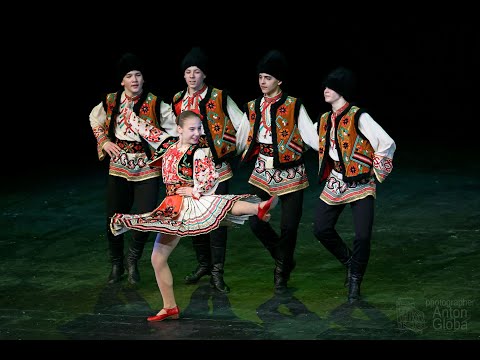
210, 245, 230, 293
108, 239, 124, 284
347, 258, 367, 304
273, 257, 296, 295
185, 234, 211, 284
348, 275, 362, 304
126, 238, 146, 285
343, 254, 352, 287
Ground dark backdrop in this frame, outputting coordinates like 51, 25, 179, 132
10, 14, 476, 176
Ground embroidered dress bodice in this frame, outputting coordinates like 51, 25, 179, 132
162, 146, 188, 185
175, 85, 234, 183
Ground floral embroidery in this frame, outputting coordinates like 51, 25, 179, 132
278, 105, 287, 115
198, 137, 209, 148
206, 100, 216, 110
194, 155, 219, 193
180, 166, 193, 177
140, 103, 149, 114
212, 123, 222, 134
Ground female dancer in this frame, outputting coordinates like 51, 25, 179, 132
110, 110, 278, 321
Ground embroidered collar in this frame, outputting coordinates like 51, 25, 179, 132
124, 92, 142, 102
185, 84, 208, 110
332, 101, 350, 119
263, 91, 283, 105
189, 83, 207, 97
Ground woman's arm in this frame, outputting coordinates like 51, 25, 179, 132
191, 148, 220, 199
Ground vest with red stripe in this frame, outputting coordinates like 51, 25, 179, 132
317, 105, 374, 183
103, 91, 161, 158
241, 93, 304, 169
172, 87, 236, 164
104, 91, 160, 136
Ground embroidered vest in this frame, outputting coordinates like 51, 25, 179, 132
317, 105, 374, 183
241, 93, 304, 169
148, 136, 212, 184
103, 90, 161, 159
172, 87, 236, 163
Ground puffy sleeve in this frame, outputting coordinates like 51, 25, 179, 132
225, 96, 244, 131
127, 111, 172, 149
298, 104, 319, 151
191, 148, 219, 199
89, 101, 109, 160
358, 112, 396, 183
158, 101, 179, 137
235, 112, 250, 155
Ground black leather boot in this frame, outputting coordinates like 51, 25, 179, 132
344, 256, 352, 288
273, 261, 288, 295
126, 238, 146, 285
347, 258, 367, 304
210, 264, 230, 293
185, 234, 211, 284
185, 264, 211, 284
108, 263, 125, 284
108, 240, 124, 284
348, 274, 362, 304
210, 245, 230, 293
270, 244, 294, 295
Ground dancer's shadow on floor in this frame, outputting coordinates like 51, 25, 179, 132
58, 282, 159, 340
180, 285, 265, 339
256, 287, 325, 339
319, 298, 420, 339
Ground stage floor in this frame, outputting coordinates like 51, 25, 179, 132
1, 150, 479, 341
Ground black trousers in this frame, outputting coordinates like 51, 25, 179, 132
248, 186, 304, 266
106, 175, 160, 247
313, 195, 374, 268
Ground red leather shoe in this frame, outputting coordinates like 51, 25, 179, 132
257, 195, 278, 221
147, 305, 180, 322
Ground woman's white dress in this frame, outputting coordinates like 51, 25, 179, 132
110, 142, 258, 237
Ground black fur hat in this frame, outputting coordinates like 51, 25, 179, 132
181, 47, 208, 74
257, 49, 288, 81
323, 66, 357, 100
117, 53, 145, 82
